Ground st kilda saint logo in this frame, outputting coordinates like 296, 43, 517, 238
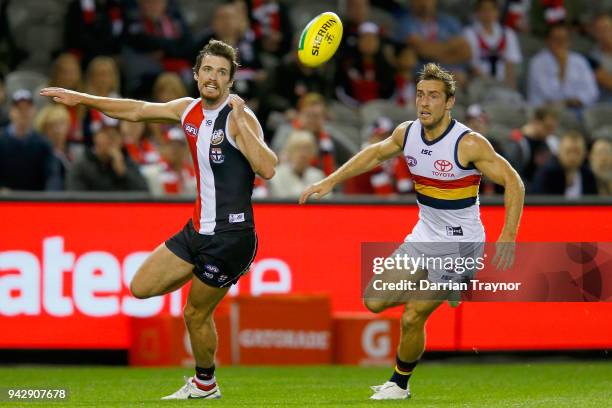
210, 147, 225, 164
434, 159, 453, 172
184, 123, 198, 138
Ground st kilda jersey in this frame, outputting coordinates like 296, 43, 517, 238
181, 96, 257, 234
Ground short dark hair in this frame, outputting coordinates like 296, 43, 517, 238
193, 39, 240, 80
546, 22, 570, 38
475, 0, 498, 10
532, 105, 559, 121
417, 63, 456, 99
560, 130, 584, 143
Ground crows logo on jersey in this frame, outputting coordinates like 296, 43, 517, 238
210, 147, 225, 164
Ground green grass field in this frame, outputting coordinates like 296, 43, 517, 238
0, 363, 611, 407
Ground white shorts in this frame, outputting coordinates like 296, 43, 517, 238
397, 230, 485, 285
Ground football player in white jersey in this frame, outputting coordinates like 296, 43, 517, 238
300, 63, 524, 400
41, 40, 278, 400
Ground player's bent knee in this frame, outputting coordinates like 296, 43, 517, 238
129, 277, 152, 299
184, 302, 212, 326
364, 298, 386, 314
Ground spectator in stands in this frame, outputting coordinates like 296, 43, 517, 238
465, 104, 489, 136
252, 176, 269, 198
1, 0, 28, 70
121, 120, 160, 166
195, 3, 264, 110
270, 130, 325, 198
0, 90, 59, 191
85, 56, 121, 98
506, 106, 559, 186
246, 0, 292, 59
501, 0, 530, 33
589, 138, 612, 196
82, 56, 122, 146
340, 0, 371, 51
344, 117, 412, 195
141, 127, 196, 196
529, 0, 581, 38
34, 104, 73, 190
339, 0, 396, 63
150, 72, 188, 144
463, 0, 522, 88
589, 14, 612, 103
122, 0, 193, 97
48, 53, 85, 144
531, 130, 597, 197
272, 93, 337, 176
0, 74, 8, 126
527, 23, 598, 109
393, 45, 418, 106
63, 0, 124, 66
270, 50, 334, 112
152, 72, 188, 103
394, 0, 470, 83
335, 22, 395, 107
464, 104, 503, 195
49, 52, 83, 91
67, 125, 148, 191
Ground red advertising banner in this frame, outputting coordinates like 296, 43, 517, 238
1, 201, 611, 350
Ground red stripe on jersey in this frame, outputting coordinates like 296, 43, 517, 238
182, 100, 204, 231
412, 174, 481, 189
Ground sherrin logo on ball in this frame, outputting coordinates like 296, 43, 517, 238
298, 12, 343, 67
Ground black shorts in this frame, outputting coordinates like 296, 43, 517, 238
165, 220, 258, 288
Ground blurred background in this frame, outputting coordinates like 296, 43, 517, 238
0, 0, 611, 377
0, 0, 611, 198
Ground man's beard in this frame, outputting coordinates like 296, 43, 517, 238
201, 84, 226, 106
422, 113, 445, 130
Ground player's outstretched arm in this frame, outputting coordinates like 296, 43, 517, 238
229, 94, 278, 179
299, 121, 409, 204
459, 132, 525, 270
39, 87, 193, 123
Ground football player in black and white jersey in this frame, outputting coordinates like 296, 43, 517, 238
41, 40, 278, 400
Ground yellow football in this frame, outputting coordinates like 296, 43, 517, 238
297, 12, 343, 67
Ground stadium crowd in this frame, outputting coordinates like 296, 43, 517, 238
0, 0, 611, 198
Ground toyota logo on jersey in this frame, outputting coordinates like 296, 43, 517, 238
184, 123, 199, 138
434, 160, 453, 172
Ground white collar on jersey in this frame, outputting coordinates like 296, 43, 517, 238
201, 95, 231, 114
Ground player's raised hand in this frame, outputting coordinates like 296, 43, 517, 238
229, 94, 246, 118
299, 179, 333, 204
39, 87, 82, 107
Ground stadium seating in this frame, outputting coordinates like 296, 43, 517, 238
6, 0, 66, 72
289, 1, 332, 29
360, 99, 417, 128
177, 0, 221, 32
583, 103, 612, 134
479, 101, 528, 129
592, 125, 612, 141
557, 107, 584, 133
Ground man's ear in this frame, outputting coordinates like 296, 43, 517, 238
193, 71, 198, 82
446, 95, 456, 111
